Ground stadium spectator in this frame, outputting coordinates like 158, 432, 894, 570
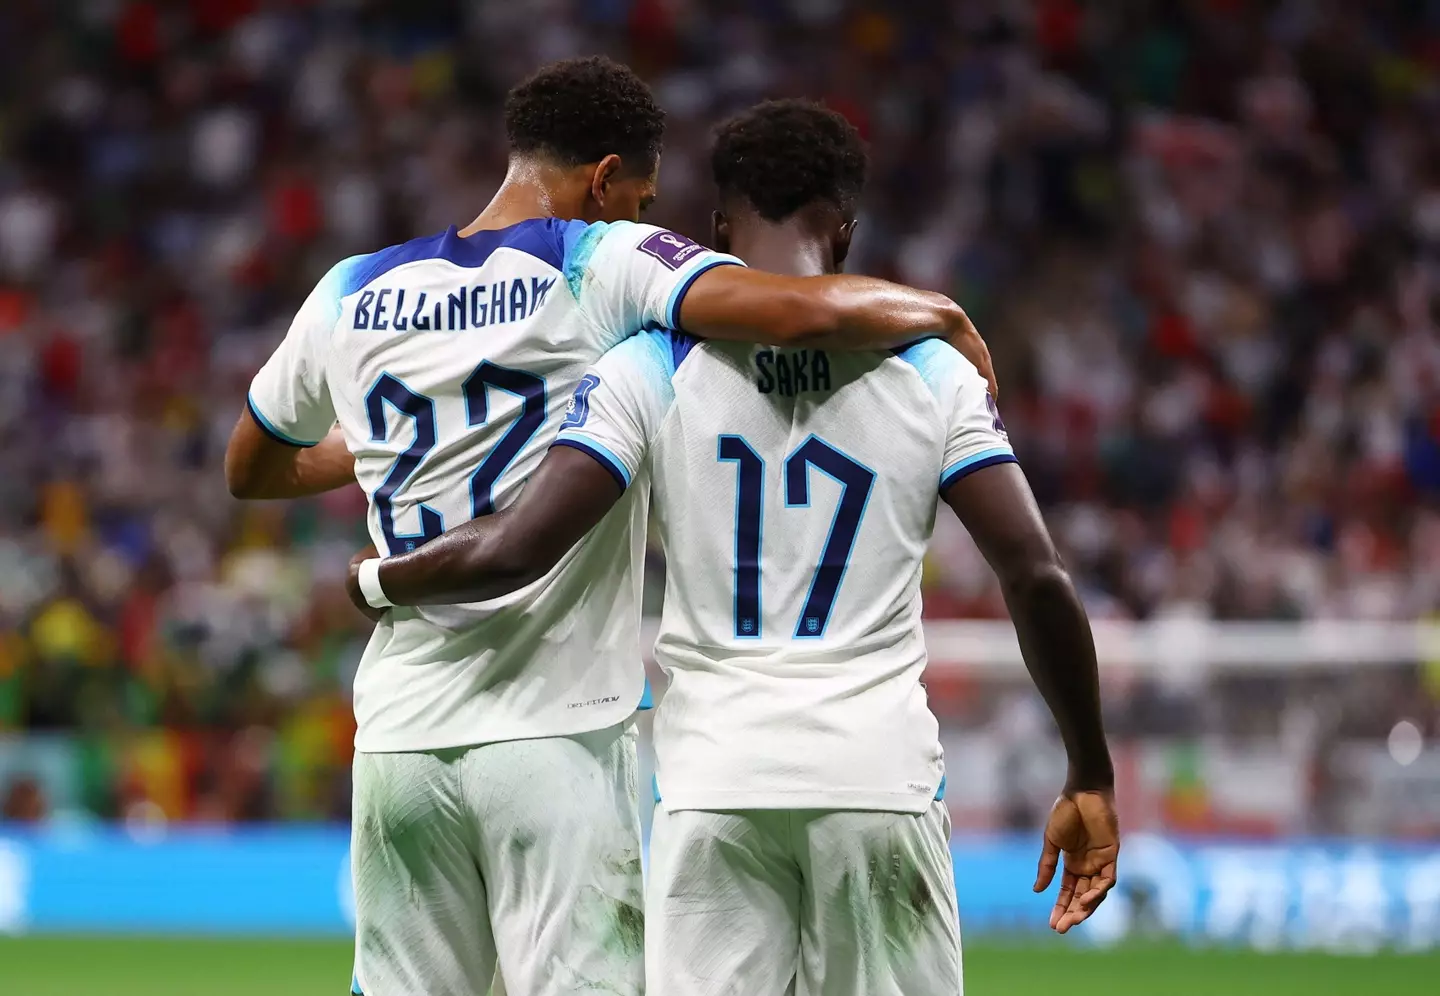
0, 1, 1436, 823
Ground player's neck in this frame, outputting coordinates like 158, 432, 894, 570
459, 158, 589, 234
727, 223, 833, 278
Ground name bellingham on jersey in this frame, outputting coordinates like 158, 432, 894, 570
351, 276, 557, 331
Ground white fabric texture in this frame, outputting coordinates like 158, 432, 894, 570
350, 722, 644, 996
645, 802, 962, 996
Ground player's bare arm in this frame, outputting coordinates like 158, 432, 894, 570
941, 460, 1118, 935
681, 266, 997, 397
225, 419, 356, 499
346, 445, 620, 614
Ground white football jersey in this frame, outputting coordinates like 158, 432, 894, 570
247, 220, 742, 751
555, 332, 1015, 813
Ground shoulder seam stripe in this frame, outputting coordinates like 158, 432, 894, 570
940, 450, 1017, 489
552, 436, 631, 490
246, 394, 320, 448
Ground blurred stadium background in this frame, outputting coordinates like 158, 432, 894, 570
2, 0, 1440, 992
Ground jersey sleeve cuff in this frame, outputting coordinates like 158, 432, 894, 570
940, 447, 1017, 490
552, 435, 633, 491
665, 256, 745, 331
246, 394, 320, 448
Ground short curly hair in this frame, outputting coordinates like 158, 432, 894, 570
504, 56, 666, 172
711, 100, 868, 222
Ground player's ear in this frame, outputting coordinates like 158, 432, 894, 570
589, 155, 623, 211
834, 219, 857, 270
712, 210, 731, 254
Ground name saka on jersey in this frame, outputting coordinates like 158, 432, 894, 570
754, 347, 832, 396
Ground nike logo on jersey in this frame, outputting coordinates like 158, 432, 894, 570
567, 695, 622, 710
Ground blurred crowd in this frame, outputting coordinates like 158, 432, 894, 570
1, 0, 1439, 823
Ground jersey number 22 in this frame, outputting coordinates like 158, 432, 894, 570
365, 362, 546, 555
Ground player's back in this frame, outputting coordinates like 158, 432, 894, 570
642, 335, 1013, 812
327, 225, 606, 553
247, 219, 743, 751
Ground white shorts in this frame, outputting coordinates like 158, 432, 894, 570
350, 721, 644, 996
646, 803, 961, 996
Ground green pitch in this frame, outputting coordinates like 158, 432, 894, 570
1, 936, 1437, 995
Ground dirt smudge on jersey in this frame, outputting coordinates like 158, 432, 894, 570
603, 852, 645, 957
867, 849, 935, 955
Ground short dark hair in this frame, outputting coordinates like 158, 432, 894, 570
711, 99, 868, 222
504, 56, 666, 172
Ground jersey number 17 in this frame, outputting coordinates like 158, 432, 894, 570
718, 434, 875, 641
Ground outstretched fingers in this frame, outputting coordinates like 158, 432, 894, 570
1050, 869, 1077, 931
1056, 862, 1117, 933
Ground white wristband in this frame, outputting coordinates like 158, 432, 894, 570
357, 558, 393, 609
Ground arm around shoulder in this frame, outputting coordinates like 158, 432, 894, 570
677, 265, 987, 361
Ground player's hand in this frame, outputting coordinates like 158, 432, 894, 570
945, 305, 998, 400
347, 544, 387, 623
1033, 787, 1119, 934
